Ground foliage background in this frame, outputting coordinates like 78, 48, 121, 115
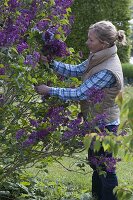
67, 0, 132, 63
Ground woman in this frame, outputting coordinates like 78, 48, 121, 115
35, 20, 126, 200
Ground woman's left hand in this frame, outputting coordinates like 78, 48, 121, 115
34, 84, 50, 95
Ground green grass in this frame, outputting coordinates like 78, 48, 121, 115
45, 151, 133, 186
45, 153, 92, 190
28, 150, 133, 199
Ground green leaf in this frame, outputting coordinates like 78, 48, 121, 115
20, 181, 31, 186
94, 140, 101, 152
69, 48, 75, 53
11, 47, 18, 54
102, 141, 110, 152
113, 143, 119, 157
31, 78, 38, 84
83, 134, 92, 149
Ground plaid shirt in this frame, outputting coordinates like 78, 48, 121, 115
50, 60, 120, 125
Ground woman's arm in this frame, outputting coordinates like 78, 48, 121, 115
51, 60, 88, 77
49, 69, 116, 101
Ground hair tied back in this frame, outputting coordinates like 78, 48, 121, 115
117, 30, 127, 45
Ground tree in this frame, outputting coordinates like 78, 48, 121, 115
67, 0, 132, 63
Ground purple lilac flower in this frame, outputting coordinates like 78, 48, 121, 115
63, 130, 76, 140
42, 106, 70, 132
24, 51, 40, 68
62, 116, 86, 140
52, 6, 67, 16
24, 55, 34, 66
29, 131, 38, 140
33, 51, 40, 62
8, 0, 20, 11
22, 138, 35, 148
104, 157, 117, 172
42, 25, 60, 42
62, 25, 71, 37
111, 126, 119, 135
6, 29, 20, 44
47, 25, 60, 37
63, 126, 82, 140
48, 107, 66, 126
36, 20, 50, 31
29, 119, 39, 128
86, 87, 105, 104
67, 118, 82, 129
15, 14, 30, 35
0, 18, 19, 46
0, 12, 30, 47
42, 31, 55, 42
17, 42, 28, 53
89, 157, 99, 167
16, 129, 25, 140
37, 129, 49, 139
92, 113, 107, 127
89, 156, 121, 172
43, 39, 69, 57
0, 68, 5, 75
55, 0, 73, 9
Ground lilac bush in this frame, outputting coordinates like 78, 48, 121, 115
0, 3, 131, 199
0, 0, 76, 181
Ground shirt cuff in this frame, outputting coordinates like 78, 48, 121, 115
49, 87, 59, 96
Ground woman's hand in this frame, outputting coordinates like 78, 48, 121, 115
34, 84, 50, 95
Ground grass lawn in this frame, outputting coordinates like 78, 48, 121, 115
30, 149, 133, 199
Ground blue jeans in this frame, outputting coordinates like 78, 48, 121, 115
88, 125, 118, 200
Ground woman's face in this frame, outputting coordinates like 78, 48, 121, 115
86, 29, 104, 53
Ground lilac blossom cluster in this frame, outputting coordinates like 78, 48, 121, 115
8, 0, 20, 11
41, 26, 70, 60
0, 68, 5, 75
89, 156, 121, 172
63, 117, 82, 139
86, 87, 105, 104
24, 51, 40, 68
0, 0, 74, 69
62, 111, 108, 140
16, 106, 70, 147
55, 0, 73, 9
16, 129, 26, 140
43, 38, 70, 58
17, 42, 29, 54
0, 0, 38, 47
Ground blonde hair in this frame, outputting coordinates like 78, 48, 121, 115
89, 20, 127, 46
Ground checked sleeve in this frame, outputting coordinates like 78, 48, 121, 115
49, 69, 116, 101
51, 60, 88, 77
